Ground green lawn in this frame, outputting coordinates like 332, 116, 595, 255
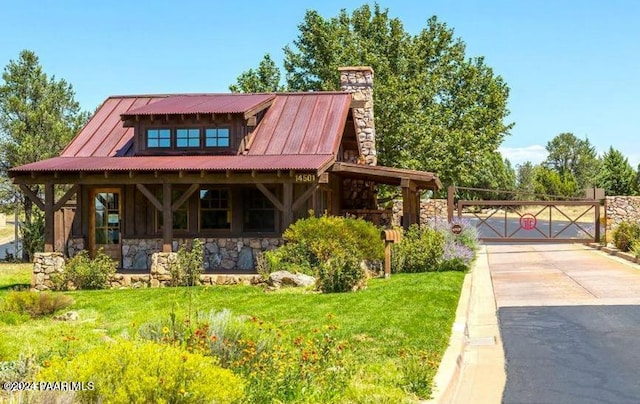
0, 263, 464, 402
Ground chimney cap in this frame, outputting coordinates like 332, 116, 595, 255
338, 66, 374, 73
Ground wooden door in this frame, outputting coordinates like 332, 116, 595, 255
90, 188, 122, 262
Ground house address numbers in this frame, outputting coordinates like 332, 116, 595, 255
295, 174, 316, 183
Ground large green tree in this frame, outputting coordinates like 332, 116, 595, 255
596, 147, 636, 196
515, 161, 536, 200
543, 132, 600, 195
229, 54, 283, 93
232, 4, 513, 191
0, 50, 89, 260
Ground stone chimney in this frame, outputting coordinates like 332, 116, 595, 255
338, 66, 377, 166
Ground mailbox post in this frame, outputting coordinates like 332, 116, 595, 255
381, 229, 402, 278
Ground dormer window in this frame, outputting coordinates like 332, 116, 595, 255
176, 128, 200, 148
147, 129, 171, 148
205, 128, 230, 148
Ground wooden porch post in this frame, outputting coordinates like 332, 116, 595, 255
162, 183, 173, 253
44, 183, 55, 252
447, 185, 455, 223
401, 179, 417, 230
282, 183, 294, 230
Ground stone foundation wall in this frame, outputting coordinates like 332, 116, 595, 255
391, 199, 448, 227
67, 238, 85, 258
605, 196, 640, 233
120, 237, 282, 271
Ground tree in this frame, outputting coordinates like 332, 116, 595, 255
543, 133, 600, 194
596, 147, 636, 196
0, 50, 89, 260
533, 166, 577, 199
229, 54, 284, 93
234, 5, 513, 191
515, 161, 536, 200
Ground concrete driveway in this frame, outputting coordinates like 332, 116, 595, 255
448, 243, 640, 404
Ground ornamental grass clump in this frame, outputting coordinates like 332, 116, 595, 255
392, 225, 445, 273
1, 291, 74, 319
612, 221, 640, 252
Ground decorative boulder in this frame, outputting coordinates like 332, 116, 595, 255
268, 271, 316, 288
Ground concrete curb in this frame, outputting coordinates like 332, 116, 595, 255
423, 270, 473, 403
426, 245, 506, 403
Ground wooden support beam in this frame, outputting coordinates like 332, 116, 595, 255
136, 184, 162, 211
53, 185, 78, 211
292, 184, 319, 211
129, 170, 135, 179
282, 183, 294, 229
44, 183, 55, 252
256, 184, 284, 212
18, 184, 45, 211
172, 183, 199, 212
402, 185, 418, 230
162, 183, 173, 253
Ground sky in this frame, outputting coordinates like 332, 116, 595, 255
1, 0, 639, 167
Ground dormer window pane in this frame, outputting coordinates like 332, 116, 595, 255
205, 128, 230, 148
147, 129, 171, 148
176, 128, 200, 148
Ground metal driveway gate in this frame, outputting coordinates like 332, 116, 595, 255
447, 187, 601, 243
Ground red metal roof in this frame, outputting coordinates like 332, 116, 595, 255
10, 155, 334, 173
121, 94, 275, 117
11, 91, 351, 175
61, 95, 167, 157
248, 93, 351, 155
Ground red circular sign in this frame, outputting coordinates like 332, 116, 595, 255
520, 213, 537, 230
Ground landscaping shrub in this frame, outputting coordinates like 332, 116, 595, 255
53, 249, 116, 290
169, 238, 204, 286
316, 253, 366, 293
612, 221, 640, 252
137, 310, 351, 403
38, 340, 245, 404
264, 215, 383, 292
1, 291, 74, 318
0, 354, 39, 384
392, 225, 445, 273
429, 218, 479, 271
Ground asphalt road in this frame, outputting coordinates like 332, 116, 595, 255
500, 305, 640, 404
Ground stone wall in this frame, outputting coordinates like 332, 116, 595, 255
391, 199, 448, 227
67, 238, 85, 258
605, 196, 640, 233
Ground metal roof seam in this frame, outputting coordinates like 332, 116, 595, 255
79, 97, 128, 157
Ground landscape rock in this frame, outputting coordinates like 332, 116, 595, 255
268, 271, 316, 288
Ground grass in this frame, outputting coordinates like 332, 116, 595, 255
0, 263, 465, 402
0, 222, 16, 241
0, 263, 31, 292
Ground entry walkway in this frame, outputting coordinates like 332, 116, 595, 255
446, 243, 640, 403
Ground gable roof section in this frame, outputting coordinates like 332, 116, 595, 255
121, 94, 275, 118
248, 93, 351, 156
61, 95, 167, 157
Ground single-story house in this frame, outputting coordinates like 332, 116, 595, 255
9, 66, 441, 272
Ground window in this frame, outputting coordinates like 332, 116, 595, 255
205, 128, 230, 148
156, 187, 189, 231
200, 188, 231, 230
147, 129, 171, 148
243, 188, 275, 232
176, 128, 200, 148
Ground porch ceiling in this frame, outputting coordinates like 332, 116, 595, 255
330, 162, 442, 190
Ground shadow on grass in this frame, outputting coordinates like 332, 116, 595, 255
0, 283, 30, 292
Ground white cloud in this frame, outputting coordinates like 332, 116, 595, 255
499, 145, 547, 166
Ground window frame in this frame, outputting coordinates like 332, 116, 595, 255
176, 128, 201, 148
242, 187, 276, 233
146, 128, 172, 149
205, 127, 231, 148
199, 187, 232, 231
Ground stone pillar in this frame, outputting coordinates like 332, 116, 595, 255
32, 252, 65, 291
150, 252, 177, 287
338, 66, 377, 166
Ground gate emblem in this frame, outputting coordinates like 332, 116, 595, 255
520, 213, 537, 230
